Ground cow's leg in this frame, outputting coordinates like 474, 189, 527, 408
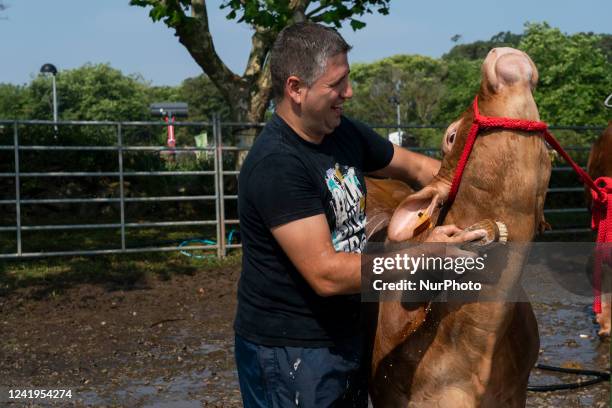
596, 293, 611, 337
481, 301, 538, 408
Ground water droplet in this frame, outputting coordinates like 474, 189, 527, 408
293, 357, 302, 371
294, 391, 300, 406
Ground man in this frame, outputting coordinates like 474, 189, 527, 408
234, 22, 484, 407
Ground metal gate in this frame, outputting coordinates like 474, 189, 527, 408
0, 120, 604, 258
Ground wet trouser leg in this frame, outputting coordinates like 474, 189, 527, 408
234, 334, 367, 408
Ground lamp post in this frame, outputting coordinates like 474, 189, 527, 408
388, 79, 402, 145
389, 95, 400, 134
39, 63, 58, 131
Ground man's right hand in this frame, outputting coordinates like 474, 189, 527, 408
426, 224, 487, 244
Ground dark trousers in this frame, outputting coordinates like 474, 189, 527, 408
234, 334, 368, 408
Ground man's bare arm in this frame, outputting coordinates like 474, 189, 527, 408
271, 215, 487, 297
271, 214, 361, 297
371, 145, 441, 189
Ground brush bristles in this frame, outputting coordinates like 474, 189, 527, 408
460, 219, 508, 252
495, 221, 508, 243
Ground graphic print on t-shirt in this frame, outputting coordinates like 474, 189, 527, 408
325, 164, 366, 253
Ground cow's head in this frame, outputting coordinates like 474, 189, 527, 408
388, 48, 545, 242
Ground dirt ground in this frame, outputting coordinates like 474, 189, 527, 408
0, 263, 609, 407
1, 264, 241, 407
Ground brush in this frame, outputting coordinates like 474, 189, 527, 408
460, 219, 508, 252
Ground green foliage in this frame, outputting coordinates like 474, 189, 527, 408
21, 64, 149, 123
443, 31, 523, 61
346, 22, 610, 143
219, 0, 390, 31
308, 0, 390, 30
0, 84, 28, 120
0, 64, 229, 125
346, 55, 448, 126
442, 24, 611, 129
519, 22, 612, 127
434, 58, 480, 124
597, 34, 612, 63
344, 55, 480, 143
179, 75, 230, 121
130, 0, 390, 32
130, 0, 192, 28
145, 85, 182, 106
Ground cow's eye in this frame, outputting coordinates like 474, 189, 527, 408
448, 130, 456, 144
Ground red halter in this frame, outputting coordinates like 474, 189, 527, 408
445, 96, 611, 313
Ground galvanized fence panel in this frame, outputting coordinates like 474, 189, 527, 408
0, 119, 221, 258
0, 120, 605, 258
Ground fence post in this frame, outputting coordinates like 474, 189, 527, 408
212, 114, 221, 258
117, 123, 126, 251
13, 122, 21, 256
215, 114, 227, 257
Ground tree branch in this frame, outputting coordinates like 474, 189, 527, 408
242, 0, 311, 78
305, 2, 331, 18
288, 0, 310, 23
242, 0, 310, 120
170, 1, 242, 102
243, 26, 274, 78
248, 57, 272, 121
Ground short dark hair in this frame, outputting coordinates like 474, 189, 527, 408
270, 22, 352, 101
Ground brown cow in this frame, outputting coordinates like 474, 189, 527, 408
365, 47, 551, 407
586, 121, 612, 337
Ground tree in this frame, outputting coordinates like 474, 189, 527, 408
596, 34, 612, 63
443, 31, 522, 61
346, 55, 447, 126
130, 0, 391, 126
434, 58, 480, 124
519, 22, 612, 127
26, 63, 150, 123
0, 84, 28, 119
179, 74, 230, 121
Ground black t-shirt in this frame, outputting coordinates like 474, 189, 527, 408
234, 113, 394, 347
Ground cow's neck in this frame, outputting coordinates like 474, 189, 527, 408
430, 96, 549, 345
480, 84, 540, 120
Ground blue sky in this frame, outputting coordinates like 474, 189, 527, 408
1, 0, 610, 86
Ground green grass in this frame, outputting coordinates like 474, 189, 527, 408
0, 219, 241, 299
0, 249, 242, 298
0, 225, 229, 253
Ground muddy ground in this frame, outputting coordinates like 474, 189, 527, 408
0, 263, 609, 407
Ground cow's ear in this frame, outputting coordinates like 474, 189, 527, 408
387, 181, 450, 242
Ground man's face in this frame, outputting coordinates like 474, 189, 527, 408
300, 53, 353, 138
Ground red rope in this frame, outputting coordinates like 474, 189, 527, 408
591, 177, 612, 313
447, 96, 611, 313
